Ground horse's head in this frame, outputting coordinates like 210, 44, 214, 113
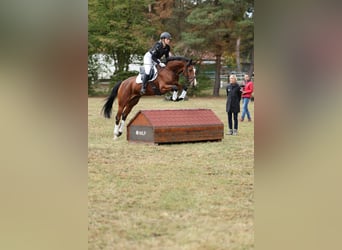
184, 59, 197, 87
165, 57, 197, 87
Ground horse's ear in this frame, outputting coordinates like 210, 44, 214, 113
189, 59, 198, 65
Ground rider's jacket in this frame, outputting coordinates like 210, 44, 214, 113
149, 41, 170, 64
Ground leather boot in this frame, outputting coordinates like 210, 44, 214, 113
140, 73, 149, 95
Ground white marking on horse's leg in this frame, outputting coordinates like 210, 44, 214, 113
172, 91, 178, 101
113, 124, 119, 138
118, 120, 125, 134
179, 89, 187, 99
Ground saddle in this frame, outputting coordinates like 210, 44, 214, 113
136, 66, 158, 84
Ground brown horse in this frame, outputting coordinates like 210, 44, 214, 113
102, 56, 197, 139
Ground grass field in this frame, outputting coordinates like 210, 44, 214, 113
88, 96, 254, 249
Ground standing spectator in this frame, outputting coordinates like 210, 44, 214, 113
226, 75, 242, 135
240, 74, 254, 122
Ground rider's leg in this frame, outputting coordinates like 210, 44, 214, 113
140, 53, 152, 95
140, 73, 149, 95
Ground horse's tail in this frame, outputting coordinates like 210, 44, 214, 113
102, 81, 122, 119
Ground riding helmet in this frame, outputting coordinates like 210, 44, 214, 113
160, 32, 172, 40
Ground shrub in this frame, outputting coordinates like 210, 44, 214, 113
109, 71, 139, 88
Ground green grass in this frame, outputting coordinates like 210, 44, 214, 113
88, 96, 254, 249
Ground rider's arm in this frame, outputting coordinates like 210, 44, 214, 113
164, 45, 170, 59
149, 42, 163, 64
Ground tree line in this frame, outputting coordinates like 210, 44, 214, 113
88, 0, 254, 96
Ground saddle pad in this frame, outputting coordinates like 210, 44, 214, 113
136, 66, 158, 84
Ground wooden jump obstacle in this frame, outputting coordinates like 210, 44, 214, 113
126, 109, 224, 144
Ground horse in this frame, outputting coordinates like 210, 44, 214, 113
102, 56, 197, 139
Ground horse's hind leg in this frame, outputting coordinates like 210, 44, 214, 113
117, 115, 126, 136
113, 117, 120, 140
113, 106, 124, 139
118, 96, 141, 135
113, 96, 140, 139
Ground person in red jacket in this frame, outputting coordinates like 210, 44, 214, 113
240, 74, 254, 121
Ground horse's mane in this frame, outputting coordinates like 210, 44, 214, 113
166, 56, 191, 64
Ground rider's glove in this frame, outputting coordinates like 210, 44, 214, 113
159, 62, 166, 67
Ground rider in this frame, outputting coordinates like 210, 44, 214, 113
140, 32, 172, 95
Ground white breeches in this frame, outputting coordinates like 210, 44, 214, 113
143, 52, 154, 75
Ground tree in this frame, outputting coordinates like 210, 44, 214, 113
237, 7, 254, 76
88, 0, 155, 74
181, 0, 236, 96
232, 2, 254, 75
177, 0, 253, 96
88, 0, 254, 96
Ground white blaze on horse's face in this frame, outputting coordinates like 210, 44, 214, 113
193, 67, 197, 87
186, 65, 196, 87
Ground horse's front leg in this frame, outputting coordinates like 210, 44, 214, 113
172, 84, 189, 101
169, 84, 181, 101
178, 85, 188, 100
159, 82, 183, 101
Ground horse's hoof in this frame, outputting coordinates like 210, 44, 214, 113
113, 132, 122, 140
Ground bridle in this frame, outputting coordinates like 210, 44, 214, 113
183, 62, 196, 86
161, 58, 196, 86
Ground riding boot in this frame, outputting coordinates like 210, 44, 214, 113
140, 73, 149, 95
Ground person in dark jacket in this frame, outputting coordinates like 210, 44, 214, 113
226, 74, 242, 135
140, 32, 172, 95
